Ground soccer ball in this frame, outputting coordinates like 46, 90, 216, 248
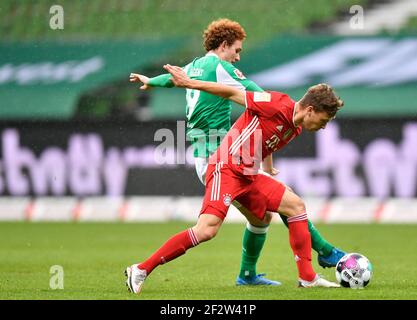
335, 253, 373, 289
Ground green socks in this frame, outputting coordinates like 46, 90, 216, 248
279, 214, 334, 257
238, 215, 336, 279
239, 223, 268, 279
307, 220, 333, 256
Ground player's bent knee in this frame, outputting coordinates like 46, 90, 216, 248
193, 215, 222, 243
289, 200, 306, 217
282, 196, 306, 218
296, 199, 306, 215
194, 227, 218, 242
263, 211, 273, 224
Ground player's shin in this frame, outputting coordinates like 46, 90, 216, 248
307, 220, 334, 256
139, 228, 199, 274
287, 213, 316, 282
280, 213, 334, 256
239, 223, 268, 279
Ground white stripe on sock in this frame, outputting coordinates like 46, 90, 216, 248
188, 228, 199, 246
287, 213, 308, 223
246, 222, 269, 234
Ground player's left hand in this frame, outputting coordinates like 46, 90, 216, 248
129, 73, 151, 90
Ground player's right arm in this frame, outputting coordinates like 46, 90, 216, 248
164, 64, 245, 106
217, 60, 264, 93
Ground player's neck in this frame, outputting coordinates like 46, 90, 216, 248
210, 49, 228, 61
208, 50, 220, 58
293, 102, 303, 127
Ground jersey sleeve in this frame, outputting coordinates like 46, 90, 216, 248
245, 80, 264, 93
148, 73, 174, 88
147, 63, 192, 88
217, 60, 263, 92
245, 91, 284, 118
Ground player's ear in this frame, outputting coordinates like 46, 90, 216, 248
220, 40, 228, 50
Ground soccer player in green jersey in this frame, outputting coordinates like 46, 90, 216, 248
130, 19, 345, 285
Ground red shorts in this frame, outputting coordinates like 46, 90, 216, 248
200, 161, 286, 220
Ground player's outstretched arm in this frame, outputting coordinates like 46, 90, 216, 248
163, 64, 246, 107
129, 73, 152, 90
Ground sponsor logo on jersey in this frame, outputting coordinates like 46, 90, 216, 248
253, 92, 271, 102
189, 68, 204, 77
233, 69, 246, 80
223, 193, 232, 206
283, 129, 293, 140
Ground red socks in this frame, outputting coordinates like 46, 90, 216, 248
139, 228, 199, 275
138, 215, 316, 282
287, 213, 316, 282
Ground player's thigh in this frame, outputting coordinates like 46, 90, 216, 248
232, 200, 272, 227
277, 188, 306, 218
200, 162, 247, 221
250, 174, 305, 217
235, 174, 286, 221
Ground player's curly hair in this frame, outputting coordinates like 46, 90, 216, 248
203, 18, 246, 51
300, 83, 344, 117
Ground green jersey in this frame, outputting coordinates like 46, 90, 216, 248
148, 52, 263, 157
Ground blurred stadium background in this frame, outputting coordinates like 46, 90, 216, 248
1, 0, 417, 224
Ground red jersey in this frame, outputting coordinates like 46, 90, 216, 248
210, 91, 302, 176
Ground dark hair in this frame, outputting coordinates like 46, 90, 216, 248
203, 18, 246, 51
300, 83, 344, 116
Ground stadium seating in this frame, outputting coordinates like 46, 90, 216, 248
1, 0, 367, 44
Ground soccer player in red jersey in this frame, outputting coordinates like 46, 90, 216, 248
125, 64, 344, 293
131, 19, 346, 287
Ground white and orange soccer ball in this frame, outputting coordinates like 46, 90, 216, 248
335, 253, 373, 289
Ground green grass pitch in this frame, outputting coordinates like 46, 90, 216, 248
1, 222, 416, 300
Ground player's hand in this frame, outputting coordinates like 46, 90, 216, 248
163, 64, 190, 88
129, 73, 151, 90
264, 167, 280, 176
